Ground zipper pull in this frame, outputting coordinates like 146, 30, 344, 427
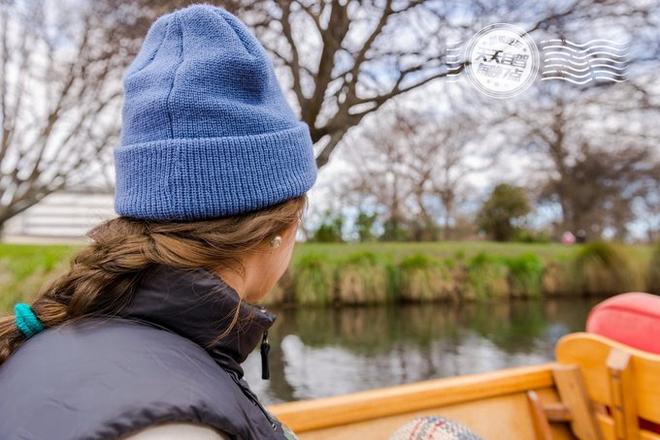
260, 330, 270, 380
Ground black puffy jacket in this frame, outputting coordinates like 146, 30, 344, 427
0, 265, 291, 440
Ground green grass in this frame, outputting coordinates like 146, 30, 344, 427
0, 244, 75, 283
0, 244, 76, 310
294, 241, 652, 264
3, 241, 650, 274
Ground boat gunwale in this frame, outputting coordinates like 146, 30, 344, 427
268, 362, 559, 433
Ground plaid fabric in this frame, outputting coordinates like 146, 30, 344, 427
389, 416, 483, 440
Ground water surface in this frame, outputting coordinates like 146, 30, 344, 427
243, 297, 601, 405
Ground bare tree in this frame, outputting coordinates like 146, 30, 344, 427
343, 106, 494, 240
243, 0, 656, 169
347, 110, 415, 240
247, 0, 474, 168
0, 0, 147, 228
511, 85, 660, 240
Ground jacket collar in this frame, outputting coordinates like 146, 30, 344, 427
117, 264, 277, 378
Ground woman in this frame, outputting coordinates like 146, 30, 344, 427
0, 4, 316, 440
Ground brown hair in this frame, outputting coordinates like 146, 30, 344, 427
0, 195, 306, 365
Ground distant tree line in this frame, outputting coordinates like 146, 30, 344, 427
308, 182, 537, 243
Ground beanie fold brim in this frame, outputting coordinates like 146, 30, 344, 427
114, 124, 317, 220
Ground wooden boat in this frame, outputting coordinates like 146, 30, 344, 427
269, 332, 660, 439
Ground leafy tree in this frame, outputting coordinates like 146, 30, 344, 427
381, 217, 411, 242
477, 184, 531, 242
355, 212, 378, 242
311, 211, 343, 242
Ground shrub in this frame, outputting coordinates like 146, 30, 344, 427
384, 262, 401, 303
453, 250, 466, 261
513, 229, 551, 244
505, 253, 544, 298
466, 252, 509, 300
292, 253, 335, 305
399, 253, 436, 271
541, 261, 575, 296
571, 241, 635, 296
310, 211, 344, 242
398, 254, 457, 302
336, 252, 388, 304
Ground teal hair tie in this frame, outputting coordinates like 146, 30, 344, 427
14, 303, 44, 339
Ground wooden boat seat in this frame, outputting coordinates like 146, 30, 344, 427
555, 332, 660, 440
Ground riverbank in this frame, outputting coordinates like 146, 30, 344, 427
0, 241, 656, 311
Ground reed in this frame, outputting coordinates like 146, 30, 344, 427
465, 253, 509, 300
398, 254, 458, 302
571, 241, 637, 296
292, 252, 335, 306
336, 252, 389, 305
505, 253, 544, 298
541, 261, 575, 296
648, 242, 660, 294
0, 242, 652, 310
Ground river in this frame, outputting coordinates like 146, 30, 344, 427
243, 297, 602, 405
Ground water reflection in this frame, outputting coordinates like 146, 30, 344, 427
244, 298, 600, 405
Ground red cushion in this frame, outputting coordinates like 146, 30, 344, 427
586, 292, 660, 354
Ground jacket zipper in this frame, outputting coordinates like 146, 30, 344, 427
260, 330, 270, 380
227, 369, 279, 431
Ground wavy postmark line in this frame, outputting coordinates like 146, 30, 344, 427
446, 57, 465, 81
539, 44, 628, 53
542, 67, 625, 75
543, 56, 627, 67
445, 41, 465, 82
540, 38, 628, 47
446, 66, 464, 75
543, 63, 625, 73
542, 69, 625, 78
542, 69, 625, 80
541, 75, 626, 84
540, 47, 628, 58
446, 42, 463, 67
541, 48, 628, 59
542, 50, 628, 61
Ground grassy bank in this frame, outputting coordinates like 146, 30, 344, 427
0, 241, 656, 311
0, 244, 77, 311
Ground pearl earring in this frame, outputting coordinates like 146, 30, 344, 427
269, 235, 282, 248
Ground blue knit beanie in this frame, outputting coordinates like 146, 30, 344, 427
114, 4, 317, 220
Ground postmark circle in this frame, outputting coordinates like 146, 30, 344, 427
464, 23, 539, 98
